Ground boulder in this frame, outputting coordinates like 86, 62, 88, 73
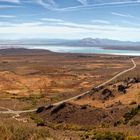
118, 85, 126, 93
101, 88, 113, 100
36, 106, 46, 113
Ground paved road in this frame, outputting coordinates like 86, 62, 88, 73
0, 58, 137, 115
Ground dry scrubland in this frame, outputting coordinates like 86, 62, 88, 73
0, 50, 131, 108
0, 49, 139, 140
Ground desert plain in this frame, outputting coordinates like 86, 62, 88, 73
0, 48, 139, 140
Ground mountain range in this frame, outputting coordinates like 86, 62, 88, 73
0, 38, 140, 51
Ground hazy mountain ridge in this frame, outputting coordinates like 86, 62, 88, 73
0, 38, 140, 51
60, 38, 140, 47
0, 48, 52, 55
1, 38, 140, 46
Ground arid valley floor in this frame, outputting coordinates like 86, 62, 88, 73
0, 48, 139, 140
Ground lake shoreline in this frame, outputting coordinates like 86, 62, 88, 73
0, 45, 140, 56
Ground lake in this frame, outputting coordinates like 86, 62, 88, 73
1, 44, 140, 56
30, 45, 140, 56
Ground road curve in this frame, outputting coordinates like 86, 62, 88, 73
0, 58, 137, 114
53, 58, 137, 106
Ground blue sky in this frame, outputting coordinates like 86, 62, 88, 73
0, 0, 140, 41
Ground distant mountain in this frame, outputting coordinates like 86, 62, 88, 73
0, 38, 140, 51
58, 38, 140, 47
0, 38, 140, 46
0, 48, 52, 55
0, 39, 69, 45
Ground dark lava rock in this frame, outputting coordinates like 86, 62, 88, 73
101, 88, 113, 100
37, 122, 46, 127
51, 102, 66, 114
46, 104, 54, 110
118, 85, 126, 93
36, 106, 46, 113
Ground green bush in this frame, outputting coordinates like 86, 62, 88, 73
91, 132, 125, 140
0, 121, 51, 140
130, 120, 140, 126
81, 131, 126, 140
123, 105, 140, 124
29, 113, 45, 124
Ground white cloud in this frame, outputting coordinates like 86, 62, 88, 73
77, 0, 88, 5
0, 5, 20, 8
0, 21, 44, 27
55, 21, 113, 31
54, 0, 140, 11
112, 12, 134, 18
36, 0, 57, 10
41, 18, 63, 22
0, 15, 15, 18
0, 0, 20, 4
33, 0, 140, 11
1, 21, 140, 41
112, 12, 140, 22
17, 22, 44, 27
91, 19, 110, 25
122, 20, 140, 27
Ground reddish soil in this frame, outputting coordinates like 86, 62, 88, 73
39, 102, 130, 126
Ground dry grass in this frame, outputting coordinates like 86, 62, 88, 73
0, 120, 51, 140
0, 52, 139, 140
0, 54, 130, 100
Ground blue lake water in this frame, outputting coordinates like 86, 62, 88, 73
2, 44, 140, 56
28, 45, 140, 56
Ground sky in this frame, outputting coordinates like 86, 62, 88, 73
0, 0, 140, 41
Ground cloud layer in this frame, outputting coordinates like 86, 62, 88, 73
0, 0, 140, 41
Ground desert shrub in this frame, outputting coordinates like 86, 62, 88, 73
101, 88, 113, 100
0, 121, 51, 140
127, 136, 140, 140
51, 102, 66, 114
91, 86, 104, 93
91, 131, 125, 140
2, 61, 8, 63
47, 122, 91, 132
130, 120, 140, 126
36, 106, 46, 113
114, 120, 122, 127
29, 113, 45, 124
80, 104, 90, 109
133, 77, 140, 83
129, 101, 137, 105
101, 123, 110, 128
118, 85, 126, 93
102, 89, 112, 95
81, 131, 126, 140
123, 105, 140, 124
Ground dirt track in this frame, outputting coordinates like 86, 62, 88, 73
0, 58, 137, 119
